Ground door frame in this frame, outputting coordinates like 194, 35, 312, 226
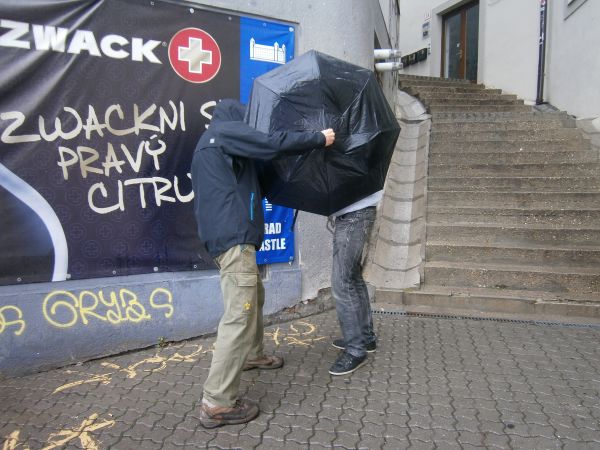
440, 0, 479, 79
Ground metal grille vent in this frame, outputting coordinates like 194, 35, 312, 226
372, 310, 600, 329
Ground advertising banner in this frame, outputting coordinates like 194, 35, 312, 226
0, 0, 296, 285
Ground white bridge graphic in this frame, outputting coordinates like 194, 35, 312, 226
250, 38, 286, 64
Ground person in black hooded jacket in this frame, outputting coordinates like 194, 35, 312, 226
191, 99, 335, 428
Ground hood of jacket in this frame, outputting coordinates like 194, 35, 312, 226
211, 99, 246, 123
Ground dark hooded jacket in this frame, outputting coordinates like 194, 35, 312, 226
191, 99, 326, 258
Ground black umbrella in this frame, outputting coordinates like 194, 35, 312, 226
246, 50, 400, 216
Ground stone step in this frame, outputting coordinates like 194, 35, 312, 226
418, 93, 519, 101
427, 223, 600, 247
427, 206, 600, 227
426, 242, 600, 268
393, 286, 600, 317
431, 111, 561, 122
431, 139, 589, 153
429, 150, 597, 165
429, 162, 600, 177
427, 98, 524, 106
432, 119, 565, 132
428, 104, 533, 113
429, 138, 587, 152
428, 191, 600, 209
430, 128, 582, 142
403, 86, 503, 96
399, 79, 483, 89
398, 74, 475, 83
424, 261, 600, 294
428, 176, 600, 192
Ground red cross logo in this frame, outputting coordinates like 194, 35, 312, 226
168, 28, 221, 83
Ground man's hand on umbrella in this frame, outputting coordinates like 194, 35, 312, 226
321, 129, 335, 147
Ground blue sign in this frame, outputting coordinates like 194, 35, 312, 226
256, 199, 295, 264
240, 17, 296, 264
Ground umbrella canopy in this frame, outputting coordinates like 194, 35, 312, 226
246, 50, 400, 216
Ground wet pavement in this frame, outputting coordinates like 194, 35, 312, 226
2, 307, 600, 449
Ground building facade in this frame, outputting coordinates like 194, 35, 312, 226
399, 0, 599, 118
0, 0, 401, 375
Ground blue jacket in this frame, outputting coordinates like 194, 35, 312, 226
191, 99, 326, 258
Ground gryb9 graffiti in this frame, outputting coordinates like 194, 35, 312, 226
42, 287, 173, 328
0, 305, 26, 336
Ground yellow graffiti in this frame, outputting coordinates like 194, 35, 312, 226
105, 356, 168, 379
52, 371, 113, 394
42, 414, 114, 450
149, 288, 174, 318
265, 320, 325, 347
53, 344, 204, 394
43, 287, 173, 329
0, 306, 26, 336
2, 430, 29, 450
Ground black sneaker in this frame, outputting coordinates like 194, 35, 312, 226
329, 352, 367, 376
332, 338, 376, 353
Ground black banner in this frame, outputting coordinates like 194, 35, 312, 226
0, 0, 241, 284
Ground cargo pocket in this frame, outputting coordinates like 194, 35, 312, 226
233, 272, 258, 315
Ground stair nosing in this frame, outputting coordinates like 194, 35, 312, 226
426, 241, 600, 252
425, 260, 600, 275
427, 222, 600, 231
407, 285, 600, 303
427, 205, 600, 212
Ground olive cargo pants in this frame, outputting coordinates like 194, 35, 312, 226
202, 244, 265, 407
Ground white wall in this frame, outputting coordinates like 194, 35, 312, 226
478, 0, 539, 102
399, 0, 438, 76
546, 0, 600, 118
400, 0, 541, 103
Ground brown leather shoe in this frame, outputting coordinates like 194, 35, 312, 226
199, 398, 259, 428
242, 355, 284, 371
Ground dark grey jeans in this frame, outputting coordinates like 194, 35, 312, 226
332, 206, 377, 358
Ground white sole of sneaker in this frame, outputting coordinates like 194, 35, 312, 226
331, 342, 376, 353
328, 358, 368, 376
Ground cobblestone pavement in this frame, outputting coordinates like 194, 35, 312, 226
2, 308, 600, 449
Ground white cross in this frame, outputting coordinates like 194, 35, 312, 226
178, 37, 212, 74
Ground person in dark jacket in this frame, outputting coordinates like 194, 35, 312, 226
191, 99, 335, 428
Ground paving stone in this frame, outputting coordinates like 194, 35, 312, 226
407, 438, 436, 449
360, 421, 386, 437
357, 435, 385, 450
337, 407, 363, 422
94, 431, 123, 449
457, 430, 484, 446
382, 436, 410, 449
313, 417, 337, 433
211, 431, 261, 449
164, 424, 194, 446
409, 427, 437, 444
331, 430, 361, 448
285, 426, 313, 444
335, 419, 363, 436
241, 418, 269, 438
407, 413, 434, 429
279, 440, 311, 450
263, 422, 289, 441
510, 435, 563, 449
4, 310, 600, 449
114, 436, 163, 450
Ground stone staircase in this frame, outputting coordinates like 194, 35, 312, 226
396, 74, 600, 317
